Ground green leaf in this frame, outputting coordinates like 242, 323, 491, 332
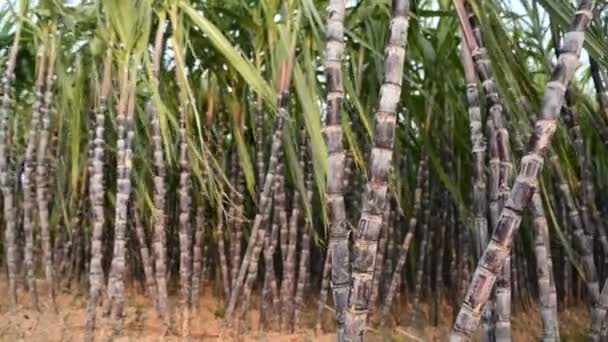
180, 1, 277, 109
233, 116, 256, 198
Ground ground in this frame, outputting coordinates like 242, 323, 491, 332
0, 276, 590, 341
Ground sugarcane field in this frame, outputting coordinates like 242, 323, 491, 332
2, 0, 608, 340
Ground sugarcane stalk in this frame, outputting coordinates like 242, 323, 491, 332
281, 128, 308, 331
449, 0, 596, 339
85, 47, 111, 335
134, 202, 157, 305
191, 201, 206, 308
316, 250, 332, 335
344, 1, 411, 339
531, 190, 560, 341
461, 7, 514, 339
369, 208, 388, 313
231, 160, 245, 290
256, 96, 265, 199
381, 158, 427, 317
261, 198, 279, 329
107, 64, 136, 335
411, 176, 431, 327
23, 44, 48, 311
37, 31, 57, 311
550, 153, 599, 303
178, 101, 193, 336
217, 207, 231, 301
433, 201, 448, 326
224, 53, 294, 321
294, 134, 313, 328
323, 0, 349, 337
1, 7, 23, 309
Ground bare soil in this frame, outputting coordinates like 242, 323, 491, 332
0, 276, 589, 341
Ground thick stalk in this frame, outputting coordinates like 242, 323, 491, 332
1, 13, 22, 308
323, 0, 349, 336
37, 32, 57, 310
171, 21, 194, 333
107, 66, 136, 335
449, 0, 596, 339
461, 8, 514, 339
150, 18, 170, 324
383, 203, 395, 297
369, 208, 388, 312
344, 1, 410, 339
23, 45, 48, 311
85, 48, 112, 340
177, 101, 193, 336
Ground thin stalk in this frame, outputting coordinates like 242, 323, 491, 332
231, 162, 244, 290
224, 54, 294, 321
550, 153, 599, 303
217, 207, 231, 301
411, 177, 431, 327
316, 250, 332, 335
261, 198, 279, 329
462, 39, 487, 260
294, 134, 313, 328
589, 57, 608, 128
433, 202, 448, 326
191, 201, 206, 307
281, 128, 307, 332
134, 203, 157, 304
256, 96, 265, 199
531, 191, 560, 341
150, 17, 170, 325
381, 158, 427, 317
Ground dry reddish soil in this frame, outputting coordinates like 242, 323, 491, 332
0, 276, 589, 341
